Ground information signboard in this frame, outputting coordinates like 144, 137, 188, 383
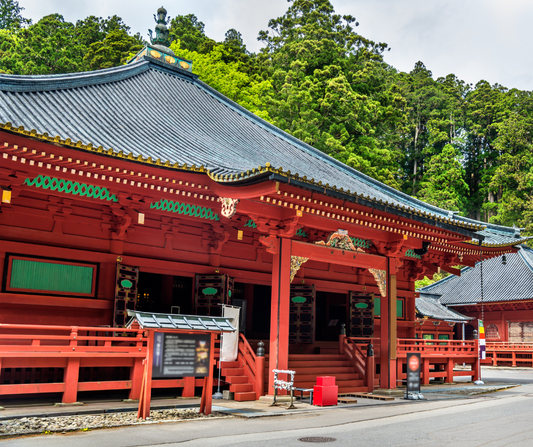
152, 332, 211, 378
406, 352, 421, 394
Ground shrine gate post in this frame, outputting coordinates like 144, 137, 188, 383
268, 237, 292, 393
380, 257, 398, 390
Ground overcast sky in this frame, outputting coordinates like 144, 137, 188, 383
19, 0, 533, 91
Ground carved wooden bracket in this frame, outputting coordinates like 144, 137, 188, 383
110, 206, 133, 241
259, 235, 278, 254
375, 239, 405, 257
369, 268, 387, 297
201, 223, 230, 254
290, 256, 309, 283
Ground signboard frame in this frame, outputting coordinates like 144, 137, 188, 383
152, 332, 211, 379
406, 352, 421, 395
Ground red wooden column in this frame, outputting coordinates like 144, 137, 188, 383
268, 237, 292, 393
379, 257, 398, 390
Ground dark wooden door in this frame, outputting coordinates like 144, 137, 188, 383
114, 264, 139, 327
349, 292, 374, 337
289, 284, 315, 344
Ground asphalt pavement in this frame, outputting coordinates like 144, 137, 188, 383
0, 367, 532, 446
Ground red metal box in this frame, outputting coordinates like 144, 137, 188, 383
313, 385, 338, 406
316, 376, 336, 386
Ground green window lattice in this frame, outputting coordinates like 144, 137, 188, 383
10, 259, 94, 294
150, 199, 219, 221
24, 175, 118, 202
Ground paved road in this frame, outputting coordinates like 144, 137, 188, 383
3, 369, 533, 447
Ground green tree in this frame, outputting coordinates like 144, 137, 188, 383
170, 41, 272, 121
84, 29, 143, 70
0, 0, 29, 29
256, 0, 403, 188
0, 13, 144, 75
169, 14, 215, 54
417, 144, 469, 212
489, 93, 533, 236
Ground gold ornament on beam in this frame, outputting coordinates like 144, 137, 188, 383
369, 268, 387, 297
290, 256, 309, 283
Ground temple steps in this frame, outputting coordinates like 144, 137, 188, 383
288, 354, 369, 394
220, 360, 256, 402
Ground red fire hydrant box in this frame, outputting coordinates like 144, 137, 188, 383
313, 376, 338, 406
316, 376, 336, 386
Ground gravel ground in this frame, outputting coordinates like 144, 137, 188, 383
0, 408, 227, 438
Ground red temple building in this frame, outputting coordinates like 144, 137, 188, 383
418, 245, 533, 366
0, 11, 529, 402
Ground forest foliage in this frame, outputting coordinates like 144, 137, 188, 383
1, 0, 532, 243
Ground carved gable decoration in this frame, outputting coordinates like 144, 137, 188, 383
218, 197, 239, 219
315, 230, 364, 252
316, 230, 387, 297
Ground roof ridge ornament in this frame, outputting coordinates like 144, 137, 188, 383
149, 6, 172, 48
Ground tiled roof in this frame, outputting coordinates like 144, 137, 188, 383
126, 310, 236, 332
0, 56, 526, 242
463, 226, 531, 247
416, 294, 473, 321
418, 246, 533, 305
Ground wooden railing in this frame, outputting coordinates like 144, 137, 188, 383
339, 336, 376, 392
397, 338, 479, 385
485, 342, 533, 367
0, 323, 204, 403
397, 339, 477, 356
237, 333, 265, 399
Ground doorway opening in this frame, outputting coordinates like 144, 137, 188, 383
137, 272, 193, 315
315, 291, 348, 341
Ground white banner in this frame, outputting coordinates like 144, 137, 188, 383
220, 306, 240, 362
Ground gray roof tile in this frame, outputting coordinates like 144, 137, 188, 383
0, 59, 527, 243
416, 294, 473, 321
418, 246, 533, 304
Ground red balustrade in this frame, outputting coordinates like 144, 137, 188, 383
485, 342, 533, 367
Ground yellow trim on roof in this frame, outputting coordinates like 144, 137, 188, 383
1, 121, 484, 232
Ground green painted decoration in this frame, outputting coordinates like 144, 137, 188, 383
244, 219, 257, 228
150, 199, 219, 221
291, 296, 307, 304
296, 228, 308, 238
121, 279, 133, 289
202, 287, 218, 296
10, 259, 93, 294
354, 302, 369, 309
24, 175, 118, 202
350, 237, 372, 249
405, 249, 422, 259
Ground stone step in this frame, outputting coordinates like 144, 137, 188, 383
221, 368, 244, 376
234, 391, 256, 402
230, 383, 253, 393
224, 375, 249, 384
289, 360, 352, 368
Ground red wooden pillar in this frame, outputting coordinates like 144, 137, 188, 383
62, 358, 80, 403
182, 377, 195, 397
199, 332, 216, 415
268, 237, 292, 393
379, 257, 397, 390
63, 327, 80, 403
445, 357, 454, 383
422, 357, 430, 385
138, 330, 155, 420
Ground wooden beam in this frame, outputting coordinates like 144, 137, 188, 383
440, 265, 461, 276
291, 240, 387, 270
